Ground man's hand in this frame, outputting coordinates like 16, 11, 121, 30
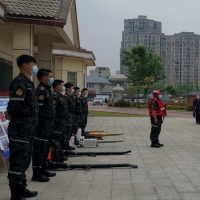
4, 111, 12, 120
154, 118, 158, 124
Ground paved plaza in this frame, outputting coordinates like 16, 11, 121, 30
1, 116, 200, 200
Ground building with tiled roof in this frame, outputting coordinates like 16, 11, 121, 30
87, 76, 112, 98
0, 0, 95, 93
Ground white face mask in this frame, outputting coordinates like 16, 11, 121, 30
197, 96, 200, 99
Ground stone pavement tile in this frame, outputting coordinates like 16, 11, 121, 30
131, 173, 151, 183
173, 180, 198, 193
54, 169, 77, 178
38, 187, 66, 199
188, 177, 200, 187
0, 172, 8, 184
151, 178, 174, 188
142, 159, 160, 165
133, 183, 155, 195
155, 187, 182, 200
149, 170, 168, 179
168, 173, 189, 182
135, 194, 159, 200
0, 188, 11, 200
63, 195, 87, 200
111, 189, 134, 196
67, 185, 90, 196
181, 169, 200, 178
180, 192, 200, 200
146, 165, 163, 172
87, 194, 111, 200
111, 194, 135, 200
158, 161, 177, 168
88, 185, 112, 196
47, 177, 72, 188
91, 179, 112, 186
72, 171, 94, 181
113, 171, 132, 180
112, 180, 133, 190
28, 181, 50, 194
69, 180, 92, 187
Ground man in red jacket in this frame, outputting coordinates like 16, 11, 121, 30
148, 90, 167, 148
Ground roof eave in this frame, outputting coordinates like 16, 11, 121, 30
5, 15, 66, 27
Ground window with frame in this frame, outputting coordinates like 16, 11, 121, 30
87, 84, 94, 88
67, 72, 77, 86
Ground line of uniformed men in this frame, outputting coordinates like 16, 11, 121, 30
5, 55, 88, 200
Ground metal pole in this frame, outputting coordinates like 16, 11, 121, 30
137, 89, 139, 109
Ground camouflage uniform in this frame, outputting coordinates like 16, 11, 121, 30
7, 73, 38, 196
52, 92, 68, 150
32, 82, 55, 172
63, 93, 74, 144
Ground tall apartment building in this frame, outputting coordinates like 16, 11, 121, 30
120, 16, 200, 86
90, 67, 110, 78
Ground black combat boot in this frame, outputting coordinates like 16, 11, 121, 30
10, 183, 26, 200
42, 167, 56, 178
151, 141, 160, 148
21, 173, 38, 198
31, 167, 50, 182
156, 139, 164, 147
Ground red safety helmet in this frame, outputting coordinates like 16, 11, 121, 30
152, 90, 162, 96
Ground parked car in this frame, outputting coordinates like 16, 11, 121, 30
125, 99, 131, 102
92, 97, 104, 106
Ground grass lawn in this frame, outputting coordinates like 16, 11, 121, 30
88, 110, 146, 117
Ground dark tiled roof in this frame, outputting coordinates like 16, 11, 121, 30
186, 91, 200, 96
1, 0, 72, 19
87, 76, 112, 84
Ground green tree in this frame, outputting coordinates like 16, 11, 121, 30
122, 46, 164, 86
124, 86, 137, 97
143, 77, 155, 99
151, 80, 166, 93
176, 83, 190, 97
165, 85, 178, 101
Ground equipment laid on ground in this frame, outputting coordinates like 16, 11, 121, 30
47, 141, 138, 171
46, 160, 138, 170
79, 136, 123, 147
84, 131, 123, 140
63, 150, 131, 157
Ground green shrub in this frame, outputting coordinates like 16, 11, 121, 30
113, 100, 193, 111
186, 105, 194, 111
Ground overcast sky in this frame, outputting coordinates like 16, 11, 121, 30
76, 0, 200, 75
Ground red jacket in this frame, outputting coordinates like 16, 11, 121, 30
148, 98, 167, 117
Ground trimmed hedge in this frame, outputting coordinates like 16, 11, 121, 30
112, 100, 193, 111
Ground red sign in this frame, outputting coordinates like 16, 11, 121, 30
0, 91, 9, 96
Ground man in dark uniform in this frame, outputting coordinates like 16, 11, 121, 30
193, 94, 200, 124
63, 83, 75, 150
6, 55, 38, 200
148, 90, 167, 148
52, 80, 68, 150
72, 87, 82, 144
80, 88, 89, 134
32, 69, 56, 182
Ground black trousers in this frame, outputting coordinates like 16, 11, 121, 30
150, 116, 162, 142
32, 118, 54, 168
195, 109, 199, 123
8, 117, 37, 187
72, 114, 81, 135
52, 118, 67, 150
81, 114, 88, 134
